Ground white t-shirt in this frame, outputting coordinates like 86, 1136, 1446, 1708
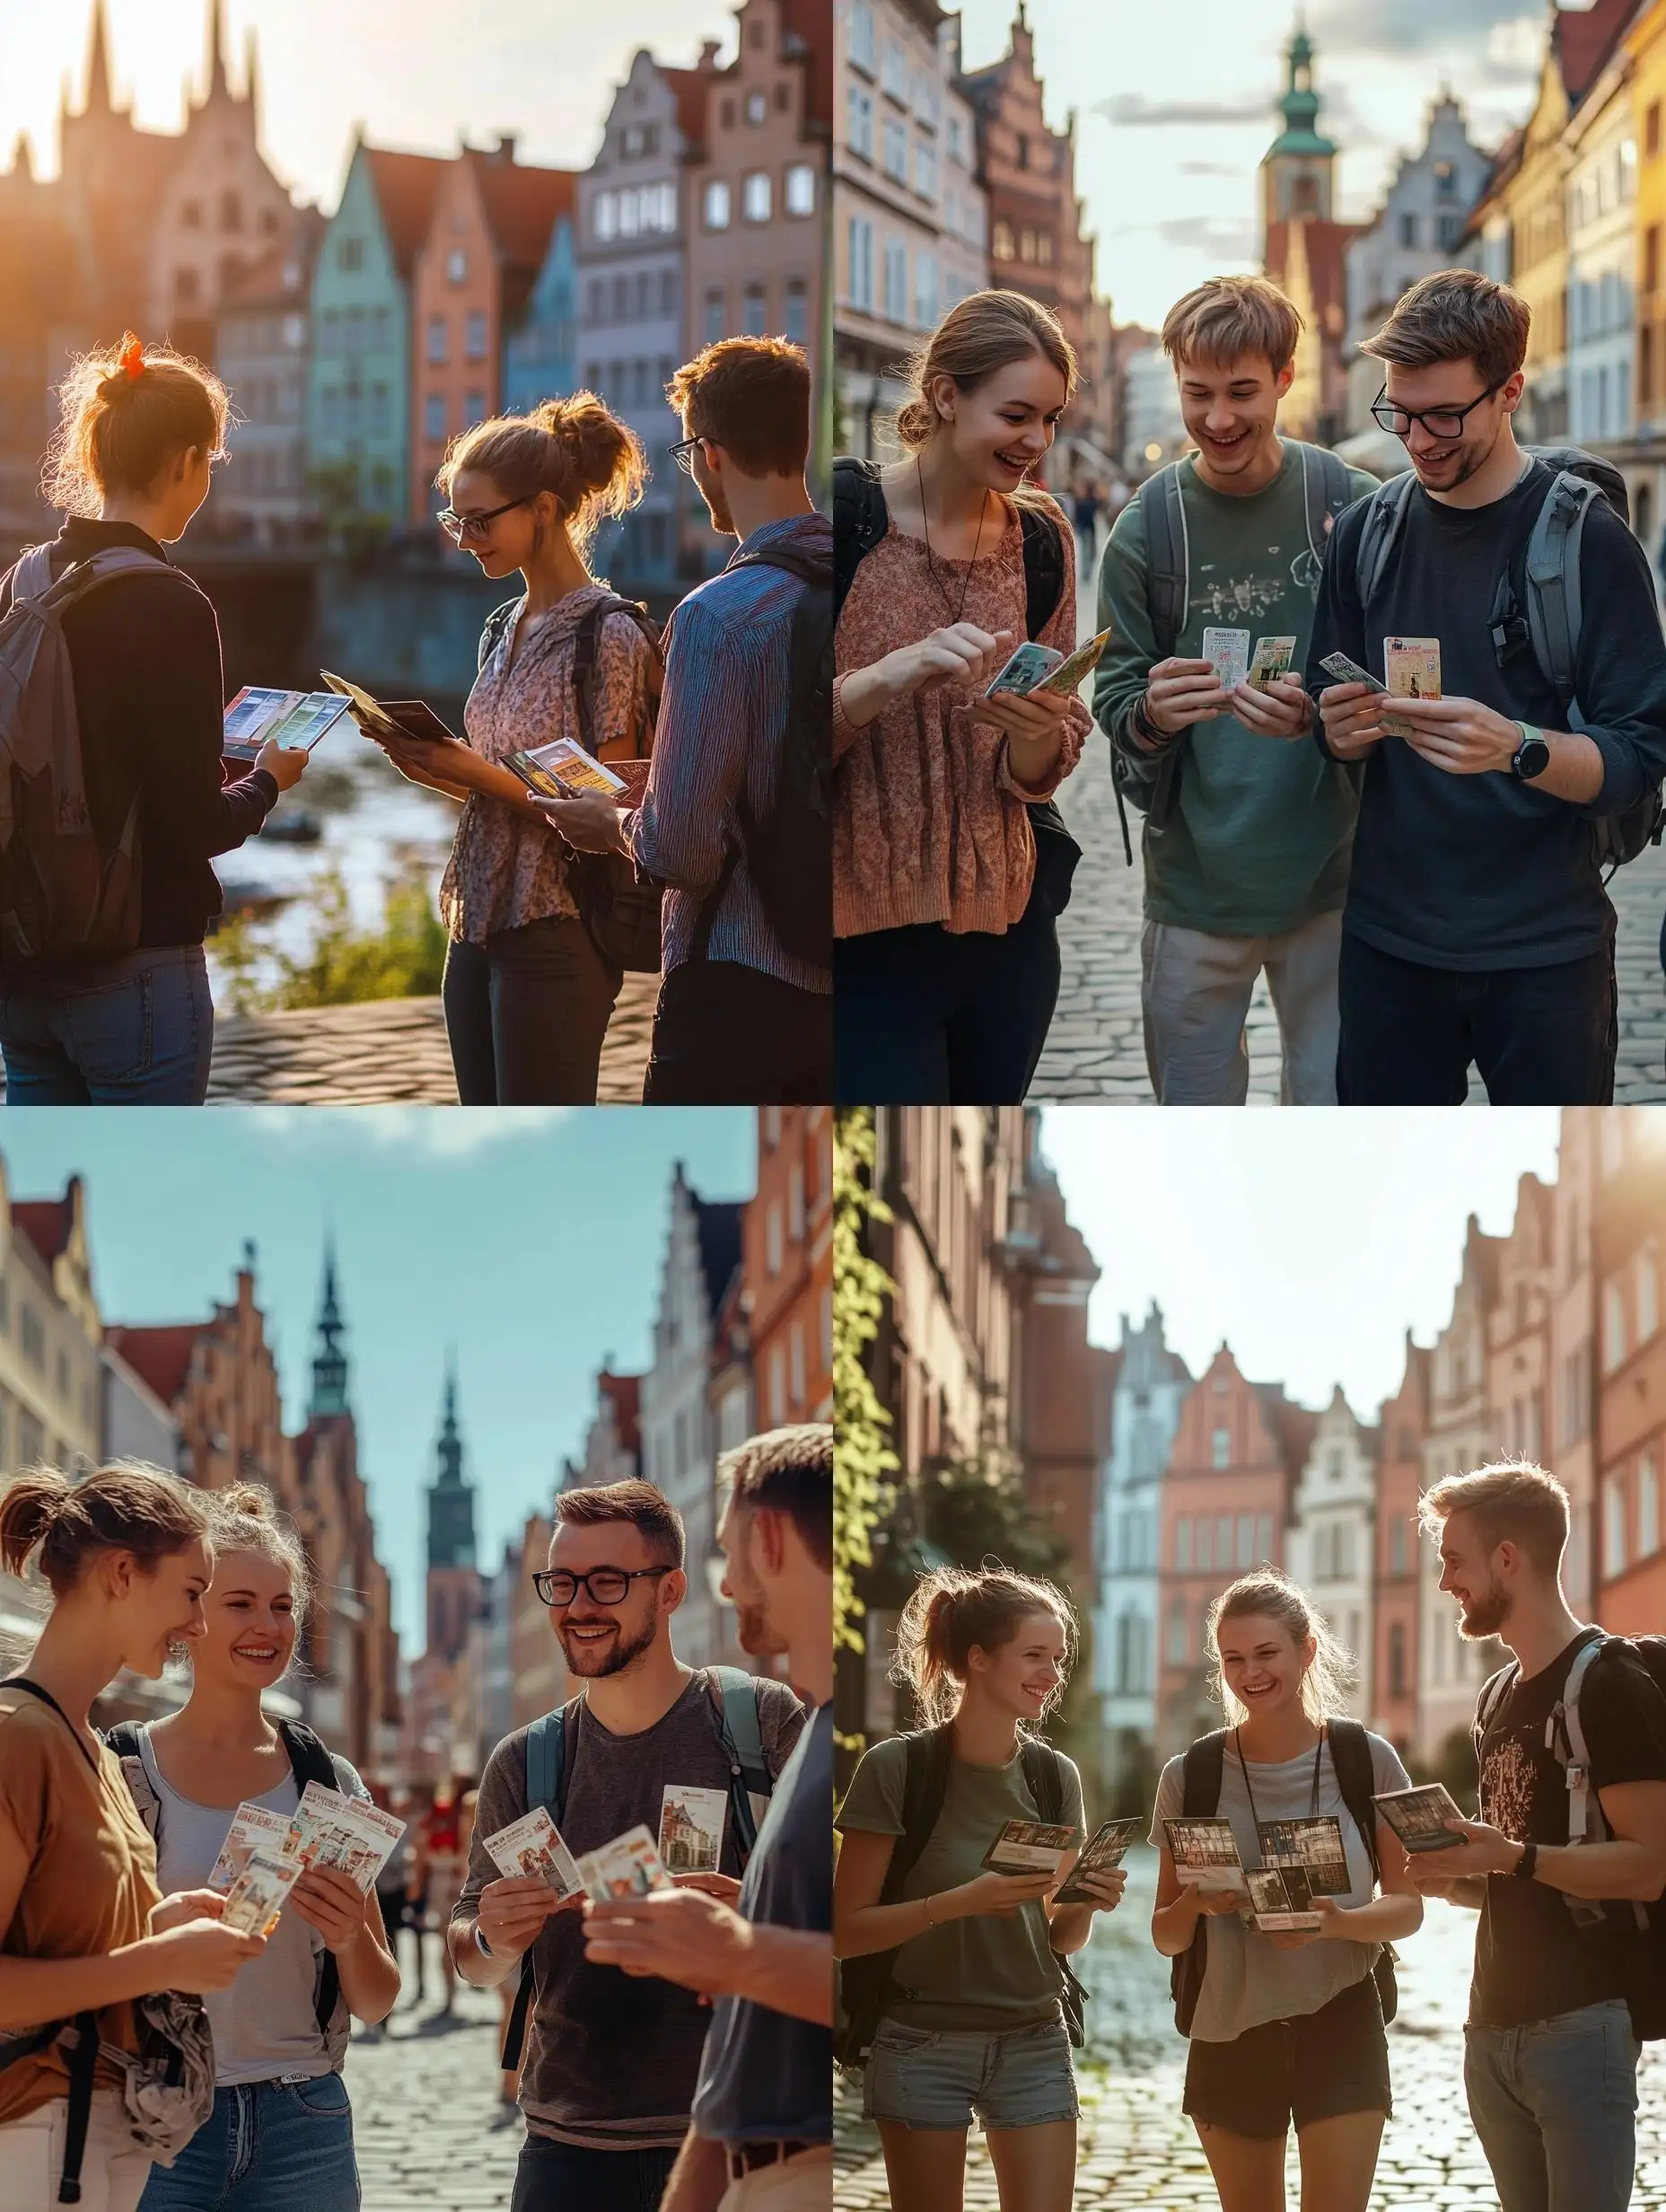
136, 1726, 370, 2085
1150, 1726, 1412, 2044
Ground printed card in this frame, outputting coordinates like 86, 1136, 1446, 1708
281, 1778, 355, 1872
507, 735, 628, 801
1256, 1815, 1350, 1897
1318, 651, 1387, 692
1052, 1816, 1143, 1904
1371, 1784, 1469, 1853
1201, 628, 1250, 693
1383, 635, 1441, 736
576, 1823, 675, 1903
659, 1785, 728, 1875
207, 1803, 294, 1892
1244, 1865, 1323, 1932
1162, 1816, 1248, 1892
1036, 627, 1115, 695
484, 1807, 585, 1900
1248, 636, 1298, 690
308, 1798, 407, 1894
985, 641, 1065, 698
220, 1848, 302, 1938
981, 1819, 1080, 1877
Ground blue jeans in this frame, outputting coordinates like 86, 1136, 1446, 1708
1463, 1997, 1640, 2212
139, 2075, 359, 2212
0, 944, 214, 1105
509, 2136, 679, 2212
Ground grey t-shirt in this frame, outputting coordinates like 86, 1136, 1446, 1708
456, 1668, 806, 2151
1150, 1727, 1412, 2043
136, 1726, 370, 2085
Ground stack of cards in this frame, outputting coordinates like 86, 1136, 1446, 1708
504, 736, 629, 802
659, 1785, 727, 1876
261, 1781, 407, 1894
575, 1823, 675, 1902
1243, 1865, 1324, 1932
1257, 1815, 1350, 1897
985, 641, 1065, 698
1035, 627, 1115, 695
1318, 650, 1387, 693
207, 1804, 294, 1892
1382, 635, 1440, 735
1371, 1783, 1469, 1853
1052, 1816, 1142, 1904
483, 1807, 585, 1900
220, 1849, 303, 1938
980, 1819, 1079, 1876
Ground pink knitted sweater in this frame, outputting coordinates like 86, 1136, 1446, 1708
832, 494, 1088, 939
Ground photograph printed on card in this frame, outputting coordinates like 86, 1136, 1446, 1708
577, 1822, 675, 1902
1382, 635, 1441, 736
1248, 635, 1298, 690
1371, 1783, 1469, 1853
1201, 627, 1250, 693
220, 1848, 303, 1938
1052, 1816, 1142, 1904
207, 1803, 294, 1892
659, 1785, 727, 1875
981, 1819, 1079, 1876
308, 1798, 406, 1892
1243, 1865, 1323, 1932
1256, 1815, 1350, 1896
985, 640, 1065, 698
1163, 1816, 1249, 1892
484, 1807, 585, 1900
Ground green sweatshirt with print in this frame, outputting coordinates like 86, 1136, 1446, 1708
1092, 443, 1378, 938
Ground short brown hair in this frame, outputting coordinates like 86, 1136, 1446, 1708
894, 289, 1077, 450
1358, 268, 1530, 391
436, 391, 645, 554
666, 337, 810, 478
1162, 276, 1302, 376
44, 334, 229, 516
0, 1462, 210, 1598
719, 1423, 831, 1570
1419, 1461, 1569, 1576
553, 1478, 685, 1569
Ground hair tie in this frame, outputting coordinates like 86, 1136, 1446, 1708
118, 333, 145, 382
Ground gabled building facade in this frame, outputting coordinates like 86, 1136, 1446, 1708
1285, 1387, 1379, 1716
1372, 1336, 1430, 1758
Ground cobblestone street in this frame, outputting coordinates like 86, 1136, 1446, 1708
832, 1855, 1666, 2210
1035, 553, 1666, 1104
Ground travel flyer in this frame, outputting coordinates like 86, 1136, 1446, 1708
483, 1806, 585, 1900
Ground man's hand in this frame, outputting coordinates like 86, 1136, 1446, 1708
1144, 656, 1229, 735
1318, 681, 1387, 759
671, 1872, 744, 1905
254, 739, 311, 792
288, 1866, 371, 1953
581, 1885, 750, 1995
533, 791, 630, 855
475, 1874, 576, 1959
1405, 1817, 1519, 1883
1228, 677, 1311, 741
151, 1889, 226, 1936
1390, 695, 1521, 776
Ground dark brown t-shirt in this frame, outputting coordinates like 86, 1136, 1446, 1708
455, 1668, 805, 2150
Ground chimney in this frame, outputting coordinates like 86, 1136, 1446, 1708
495, 131, 520, 164
699, 40, 721, 68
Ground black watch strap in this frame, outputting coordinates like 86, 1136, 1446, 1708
1513, 1839, 1538, 1881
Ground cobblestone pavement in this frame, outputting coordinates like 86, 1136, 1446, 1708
204, 973, 657, 1106
832, 1853, 1666, 2209
1035, 558, 1666, 1104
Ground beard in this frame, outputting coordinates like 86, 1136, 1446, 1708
1457, 1577, 1512, 1639
559, 1610, 659, 1678
732, 1598, 776, 1657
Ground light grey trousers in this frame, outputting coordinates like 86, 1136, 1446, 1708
1141, 908, 1342, 1105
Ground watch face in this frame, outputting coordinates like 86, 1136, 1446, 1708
1515, 734, 1550, 780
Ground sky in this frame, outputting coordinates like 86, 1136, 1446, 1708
0, 1108, 754, 1650
958, 0, 1554, 329
0, 0, 741, 208
1039, 1106, 1568, 1415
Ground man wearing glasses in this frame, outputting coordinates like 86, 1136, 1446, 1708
1309, 267, 1666, 1103
448, 1479, 806, 2212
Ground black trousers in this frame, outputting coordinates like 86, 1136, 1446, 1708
510, 2137, 679, 2212
1336, 927, 1617, 1105
643, 959, 832, 1104
442, 915, 623, 1105
834, 900, 1062, 1105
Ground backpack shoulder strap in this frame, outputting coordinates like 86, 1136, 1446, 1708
1136, 464, 1188, 661
1325, 1719, 1381, 1883
707, 1664, 772, 1857
478, 598, 518, 675
832, 457, 887, 619
276, 1722, 348, 2035
882, 1725, 954, 1902
1180, 1730, 1228, 1816
1301, 443, 1354, 560
1353, 470, 1418, 614
102, 1720, 144, 1761
572, 594, 661, 757
1473, 1659, 1521, 1769
1553, 1630, 1610, 1844
101, 1721, 162, 1842
10, 546, 55, 602
1017, 500, 1065, 640
1523, 470, 1596, 714
1019, 1735, 1065, 1824
524, 1699, 578, 1826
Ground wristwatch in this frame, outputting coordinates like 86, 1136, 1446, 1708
474, 1922, 494, 1958
1510, 722, 1551, 781
1512, 1839, 1539, 1881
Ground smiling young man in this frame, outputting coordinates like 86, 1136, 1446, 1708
1409, 1464, 1666, 2212
1309, 268, 1666, 1103
1095, 276, 1375, 1105
448, 1480, 806, 2212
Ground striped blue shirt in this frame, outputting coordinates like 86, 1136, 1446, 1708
627, 512, 831, 993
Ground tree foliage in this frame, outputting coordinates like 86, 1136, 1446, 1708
832, 1109, 898, 1752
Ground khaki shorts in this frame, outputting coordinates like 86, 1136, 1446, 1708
718, 2143, 833, 2212
0, 2091, 153, 2212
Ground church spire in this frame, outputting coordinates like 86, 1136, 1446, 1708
309, 1236, 350, 1419
426, 1356, 476, 1571
245, 27, 260, 127
85, 0, 117, 115
206, 0, 230, 103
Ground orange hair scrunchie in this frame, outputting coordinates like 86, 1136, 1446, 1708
118, 332, 145, 382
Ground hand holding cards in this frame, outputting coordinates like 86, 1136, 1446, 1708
484, 1807, 585, 1900
207, 1782, 407, 1937
577, 1823, 675, 1902
1371, 1783, 1469, 1853
1052, 1816, 1141, 1904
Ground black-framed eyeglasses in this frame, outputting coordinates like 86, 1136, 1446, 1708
532, 1564, 673, 1607
437, 495, 532, 543
1370, 383, 1503, 442
668, 434, 706, 477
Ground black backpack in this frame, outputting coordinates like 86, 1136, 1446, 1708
1352, 448, 1664, 875
831, 458, 1083, 917
834, 1724, 1092, 2070
480, 592, 666, 973
105, 1716, 347, 2039
1170, 1719, 1398, 2038
692, 540, 833, 970
1472, 1629, 1666, 2039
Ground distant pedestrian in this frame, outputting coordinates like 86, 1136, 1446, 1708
0, 334, 311, 1104
1071, 479, 1101, 566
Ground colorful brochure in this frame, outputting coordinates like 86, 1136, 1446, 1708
659, 1785, 728, 1875
1371, 1783, 1469, 1853
483, 1806, 585, 1899
985, 640, 1065, 698
576, 1822, 676, 1902
207, 1803, 294, 1892
1256, 1815, 1350, 1897
282, 1779, 405, 1893
219, 1848, 302, 1937
981, 1819, 1079, 1876
1382, 635, 1441, 736
1052, 1816, 1143, 1904
1036, 626, 1115, 695
504, 735, 628, 802
223, 688, 353, 765
1163, 1816, 1249, 1893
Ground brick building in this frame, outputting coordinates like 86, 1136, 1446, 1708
1372, 1336, 1430, 1759
108, 1247, 286, 1497
746, 1108, 835, 1434
1549, 1108, 1601, 1610
1593, 1111, 1666, 1634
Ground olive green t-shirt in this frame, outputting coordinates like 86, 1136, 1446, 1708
837, 1734, 1084, 2032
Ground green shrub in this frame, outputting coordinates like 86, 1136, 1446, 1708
214, 863, 446, 1014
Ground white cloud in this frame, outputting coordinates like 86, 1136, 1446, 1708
1486, 13, 1546, 72
237, 1107, 572, 1156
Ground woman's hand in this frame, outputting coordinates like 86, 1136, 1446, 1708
970, 688, 1075, 742
952, 1868, 1058, 1919
1310, 1895, 1355, 1939
288, 1866, 371, 1953
1144, 657, 1229, 734
883, 626, 1014, 701
1065, 1866, 1127, 1914
146, 1917, 266, 1994
151, 1889, 226, 1936
531, 792, 630, 856
254, 739, 311, 793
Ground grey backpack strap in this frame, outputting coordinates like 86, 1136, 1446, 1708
1304, 444, 1352, 560
1553, 1632, 1609, 1844
11, 547, 55, 602
1523, 470, 1596, 717
1137, 464, 1189, 659
1353, 470, 1417, 615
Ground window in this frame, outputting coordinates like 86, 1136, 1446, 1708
337, 234, 364, 271
847, 216, 873, 311
849, 0, 875, 73
1603, 1277, 1627, 1372
466, 312, 487, 361
20, 1307, 43, 1372
913, 249, 938, 330
182, 199, 203, 230
1237, 1514, 1254, 1569
1019, 227, 1035, 263
767, 1346, 786, 1427
785, 162, 816, 216
883, 236, 907, 325
1211, 1426, 1230, 1469
1640, 1451, 1661, 1558
883, 117, 908, 182
1175, 1515, 1191, 1571
746, 89, 767, 126
742, 171, 772, 223
1389, 1621, 1407, 1698
1399, 212, 1418, 249
766, 1203, 784, 1277
992, 219, 1013, 261
789, 1323, 805, 1409
787, 1160, 805, 1239
1257, 1513, 1273, 1562
915, 140, 937, 203
447, 248, 468, 284
425, 392, 446, 440
426, 316, 448, 364
704, 179, 732, 229
704, 286, 725, 344
371, 382, 390, 434
1035, 230, 1053, 266
1604, 1474, 1627, 1577
465, 390, 487, 426
612, 275, 630, 320
1436, 213, 1462, 250
1390, 1522, 1406, 1576
593, 189, 618, 241
220, 190, 243, 233
1168, 1597, 1188, 1666
848, 87, 873, 162
174, 268, 200, 305
784, 276, 808, 344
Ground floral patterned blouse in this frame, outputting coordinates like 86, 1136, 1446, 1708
439, 584, 656, 945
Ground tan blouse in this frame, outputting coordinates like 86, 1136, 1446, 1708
832, 493, 1090, 940
440, 584, 655, 946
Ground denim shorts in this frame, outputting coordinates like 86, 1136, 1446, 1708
1183, 1972, 1391, 2140
862, 2013, 1078, 2131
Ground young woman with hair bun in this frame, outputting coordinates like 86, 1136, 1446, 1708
834, 1565, 1123, 2212
0, 336, 311, 1106
0, 1465, 267, 2212
373, 390, 659, 1103
833, 289, 1092, 1106
1149, 1569, 1423, 2212
110, 1482, 398, 2212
